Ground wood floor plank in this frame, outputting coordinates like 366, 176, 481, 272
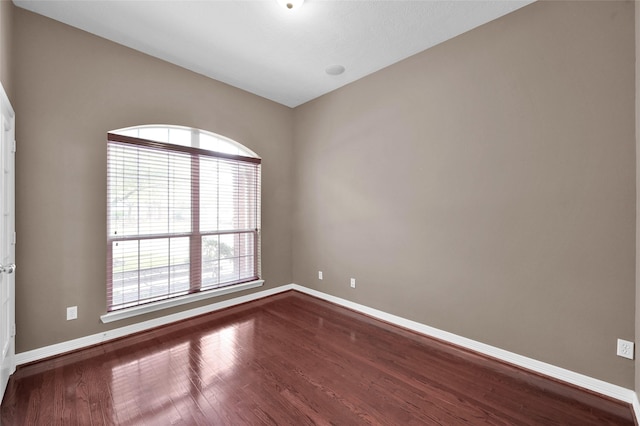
1, 291, 635, 425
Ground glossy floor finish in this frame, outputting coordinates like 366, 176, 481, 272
1, 291, 635, 425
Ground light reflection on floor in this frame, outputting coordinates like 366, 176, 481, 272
108, 317, 255, 424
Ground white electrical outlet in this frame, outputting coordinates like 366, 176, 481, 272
66, 306, 78, 321
350, 278, 356, 288
617, 338, 634, 360
318, 271, 323, 280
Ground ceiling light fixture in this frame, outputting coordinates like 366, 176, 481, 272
277, 0, 304, 10
325, 64, 346, 76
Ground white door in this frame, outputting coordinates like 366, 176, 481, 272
0, 82, 15, 400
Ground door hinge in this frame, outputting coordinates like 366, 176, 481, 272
11, 324, 15, 337
12, 140, 16, 153
12, 231, 16, 245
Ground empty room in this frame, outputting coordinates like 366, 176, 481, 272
0, 0, 638, 424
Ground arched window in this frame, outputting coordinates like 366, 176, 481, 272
104, 125, 261, 317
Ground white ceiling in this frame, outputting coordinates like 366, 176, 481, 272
13, 0, 535, 108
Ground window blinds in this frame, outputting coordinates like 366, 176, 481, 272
106, 133, 261, 311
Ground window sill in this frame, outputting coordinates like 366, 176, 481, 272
100, 280, 265, 324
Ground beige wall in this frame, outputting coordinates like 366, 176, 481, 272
12, 8, 293, 352
293, 0, 635, 388
0, 0, 13, 99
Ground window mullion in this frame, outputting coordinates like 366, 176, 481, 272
167, 153, 171, 295
189, 152, 201, 293
137, 149, 141, 304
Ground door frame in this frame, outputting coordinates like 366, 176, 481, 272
0, 81, 16, 401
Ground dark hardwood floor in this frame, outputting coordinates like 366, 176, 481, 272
1, 290, 635, 425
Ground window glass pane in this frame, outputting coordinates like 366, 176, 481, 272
238, 232, 255, 257
239, 255, 255, 280
138, 151, 170, 235
117, 129, 139, 138
240, 166, 258, 229
200, 133, 240, 155
202, 235, 220, 289
168, 155, 191, 234
108, 144, 191, 237
200, 157, 219, 232
218, 162, 235, 231
139, 127, 169, 143
200, 232, 256, 290
108, 144, 142, 237
111, 240, 140, 308
170, 238, 190, 294
113, 125, 258, 158
139, 238, 169, 301
219, 234, 235, 260
169, 128, 192, 148
198, 133, 219, 152
239, 232, 256, 280
110, 237, 191, 310
219, 234, 237, 282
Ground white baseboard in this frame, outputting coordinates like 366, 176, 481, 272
14, 284, 295, 366
289, 284, 638, 408
632, 393, 640, 425
14, 282, 639, 419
